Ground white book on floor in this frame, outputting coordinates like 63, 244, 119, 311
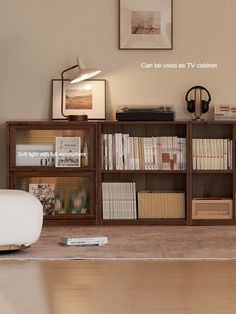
61, 236, 108, 246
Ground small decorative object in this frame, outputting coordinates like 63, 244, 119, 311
54, 191, 66, 214
69, 190, 88, 214
81, 141, 89, 167
29, 183, 55, 215
52, 57, 102, 121
52, 78, 106, 121
185, 86, 211, 120
119, 0, 173, 50
55, 137, 81, 167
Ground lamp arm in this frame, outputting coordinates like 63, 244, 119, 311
60, 64, 79, 118
61, 64, 79, 78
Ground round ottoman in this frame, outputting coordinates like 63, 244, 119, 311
0, 190, 43, 250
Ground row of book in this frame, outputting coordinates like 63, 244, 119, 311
101, 134, 186, 170
214, 105, 236, 121
192, 138, 232, 170
102, 182, 137, 219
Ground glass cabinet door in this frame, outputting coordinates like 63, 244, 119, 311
16, 174, 95, 218
10, 125, 96, 169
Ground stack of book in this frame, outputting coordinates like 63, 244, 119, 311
61, 236, 108, 246
192, 138, 232, 170
101, 134, 186, 170
214, 105, 236, 121
102, 182, 137, 219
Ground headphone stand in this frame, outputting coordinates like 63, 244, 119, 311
193, 112, 204, 121
186, 85, 211, 120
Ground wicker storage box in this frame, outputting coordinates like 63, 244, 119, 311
192, 199, 233, 219
138, 191, 185, 219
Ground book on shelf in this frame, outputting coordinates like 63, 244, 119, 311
192, 138, 232, 170
61, 236, 108, 246
101, 134, 186, 171
29, 183, 55, 215
55, 137, 81, 167
214, 105, 236, 120
102, 182, 137, 220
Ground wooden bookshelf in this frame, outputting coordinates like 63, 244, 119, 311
6, 120, 236, 225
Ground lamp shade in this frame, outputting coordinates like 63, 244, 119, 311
70, 68, 101, 84
69, 58, 101, 83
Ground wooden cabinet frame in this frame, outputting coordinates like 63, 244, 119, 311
6, 120, 236, 225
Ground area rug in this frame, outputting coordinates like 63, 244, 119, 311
1, 225, 236, 260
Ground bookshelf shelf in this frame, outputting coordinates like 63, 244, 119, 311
10, 167, 97, 172
192, 170, 233, 174
102, 218, 187, 225
6, 120, 236, 226
101, 170, 187, 174
192, 219, 236, 226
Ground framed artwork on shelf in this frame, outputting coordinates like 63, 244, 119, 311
52, 79, 106, 120
119, 0, 173, 50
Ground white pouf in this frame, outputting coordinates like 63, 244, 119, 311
0, 190, 43, 250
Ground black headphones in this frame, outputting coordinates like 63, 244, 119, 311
185, 86, 211, 116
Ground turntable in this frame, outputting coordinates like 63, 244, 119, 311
116, 106, 175, 121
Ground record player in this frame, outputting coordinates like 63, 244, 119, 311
116, 106, 175, 121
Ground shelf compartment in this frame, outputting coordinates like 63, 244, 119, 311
191, 122, 233, 139
102, 173, 187, 222
100, 122, 188, 172
14, 174, 95, 218
8, 124, 96, 168
10, 167, 96, 172
102, 173, 186, 192
192, 173, 233, 199
101, 170, 187, 174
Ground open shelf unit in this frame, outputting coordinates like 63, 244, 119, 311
190, 121, 236, 225
98, 121, 189, 225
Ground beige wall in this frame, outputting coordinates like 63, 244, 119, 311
0, 0, 235, 187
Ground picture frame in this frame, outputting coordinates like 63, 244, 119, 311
52, 79, 106, 120
119, 0, 173, 50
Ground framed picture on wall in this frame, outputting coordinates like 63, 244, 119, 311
119, 0, 173, 50
52, 79, 106, 120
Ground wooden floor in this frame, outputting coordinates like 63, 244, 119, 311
0, 261, 236, 314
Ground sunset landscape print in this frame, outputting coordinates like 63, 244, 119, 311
65, 87, 93, 110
